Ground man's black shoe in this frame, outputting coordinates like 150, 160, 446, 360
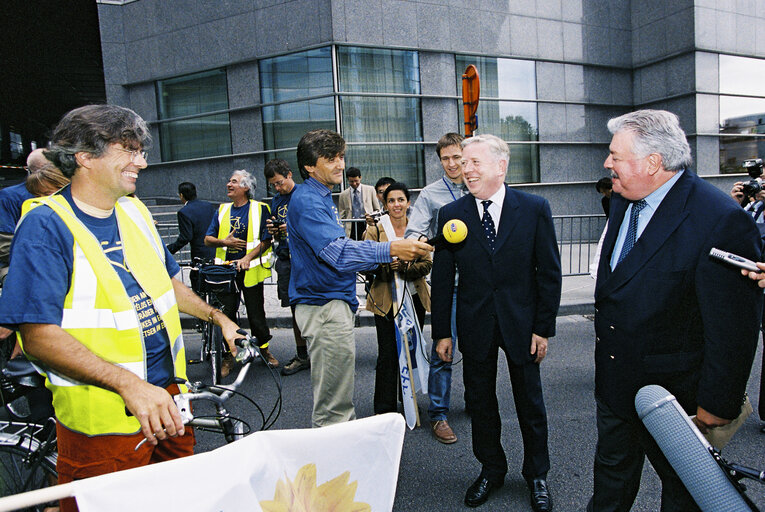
529, 478, 552, 512
464, 476, 503, 507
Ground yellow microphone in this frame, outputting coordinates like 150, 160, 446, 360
427, 219, 468, 246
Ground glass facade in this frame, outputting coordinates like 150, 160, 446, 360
157, 69, 232, 161
455, 55, 539, 183
718, 55, 765, 173
259, 46, 424, 188
260, 47, 335, 176
338, 47, 423, 188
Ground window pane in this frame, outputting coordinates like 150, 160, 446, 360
260, 47, 333, 103
336, 47, 423, 186
719, 97, 765, 173
337, 47, 420, 94
455, 55, 538, 183
508, 143, 540, 183
340, 96, 422, 143
262, 98, 336, 153
719, 55, 765, 96
455, 55, 536, 100
259, 48, 335, 156
346, 144, 424, 189
157, 69, 231, 160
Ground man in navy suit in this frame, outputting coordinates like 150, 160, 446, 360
431, 134, 561, 510
588, 110, 763, 511
167, 182, 216, 292
168, 182, 216, 260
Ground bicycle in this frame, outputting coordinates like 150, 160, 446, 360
189, 257, 239, 385
0, 357, 58, 512
0, 333, 281, 511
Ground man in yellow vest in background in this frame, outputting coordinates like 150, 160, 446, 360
204, 169, 278, 372
0, 104, 242, 512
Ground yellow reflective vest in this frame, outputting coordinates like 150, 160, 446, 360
20, 194, 187, 436
20, 197, 46, 217
215, 200, 273, 286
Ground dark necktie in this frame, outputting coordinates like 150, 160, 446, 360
352, 189, 363, 218
481, 200, 496, 251
617, 199, 647, 264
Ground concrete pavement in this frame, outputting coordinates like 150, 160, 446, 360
185, 315, 765, 511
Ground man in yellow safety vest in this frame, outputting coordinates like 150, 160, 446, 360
0, 104, 242, 512
204, 169, 278, 372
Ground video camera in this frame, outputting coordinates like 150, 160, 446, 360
740, 158, 764, 204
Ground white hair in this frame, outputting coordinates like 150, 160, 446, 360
461, 134, 510, 170
607, 110, 692, 171
232, 169, 255, 198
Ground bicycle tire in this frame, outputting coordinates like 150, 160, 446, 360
0, 433, 58, 511
210, 325, 224, 385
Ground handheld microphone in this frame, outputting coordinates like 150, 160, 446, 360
709, 248, 760, 272
635, 385, 751, 511
427, 219, 468, 247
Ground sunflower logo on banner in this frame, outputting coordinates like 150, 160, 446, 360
259, 463, 370, 512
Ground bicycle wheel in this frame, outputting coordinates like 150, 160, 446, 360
210, 325, 224, 385
0, 437, 58, 511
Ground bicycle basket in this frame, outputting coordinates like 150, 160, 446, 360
199, 264, 237, 294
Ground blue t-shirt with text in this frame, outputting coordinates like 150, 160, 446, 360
206, 202, 271, 261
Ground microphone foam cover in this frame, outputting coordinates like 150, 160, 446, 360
442, 219, 467, 244
635, 385, 750, 511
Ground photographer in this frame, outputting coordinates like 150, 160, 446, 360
731, 158, 765, 435
264, 159, 309, 376
730, 158, 765, 231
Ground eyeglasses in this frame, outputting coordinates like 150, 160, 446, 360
268, 179, 286, 191
115, 147, 147, 163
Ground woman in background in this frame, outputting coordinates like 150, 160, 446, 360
363, 182, 431, 414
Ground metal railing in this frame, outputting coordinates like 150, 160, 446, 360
553, 214, 606, 276
158, 214, 607, 278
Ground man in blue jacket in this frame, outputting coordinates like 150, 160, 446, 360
167, 182, 216, 294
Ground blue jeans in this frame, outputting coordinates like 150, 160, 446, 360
428, 289, 457, 421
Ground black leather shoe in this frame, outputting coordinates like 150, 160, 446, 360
529, 478, 552, 512
464, 476, 503, 507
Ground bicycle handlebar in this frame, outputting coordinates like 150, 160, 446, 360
134, 332, 257, 450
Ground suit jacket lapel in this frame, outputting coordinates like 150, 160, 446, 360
595, 171, 693, 300
594, 199, 627, 294
493, 185, 519, 253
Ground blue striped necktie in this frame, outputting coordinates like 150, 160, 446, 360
617, 199, 647, 264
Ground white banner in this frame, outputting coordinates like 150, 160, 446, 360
65, 414, 406, 512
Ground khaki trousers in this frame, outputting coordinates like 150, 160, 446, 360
295, 300, 356, 427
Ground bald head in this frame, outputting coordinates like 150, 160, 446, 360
26, 149, 52, 173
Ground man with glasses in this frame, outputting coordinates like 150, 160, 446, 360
264, 159, 310, 376
0, 105, 242, 512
